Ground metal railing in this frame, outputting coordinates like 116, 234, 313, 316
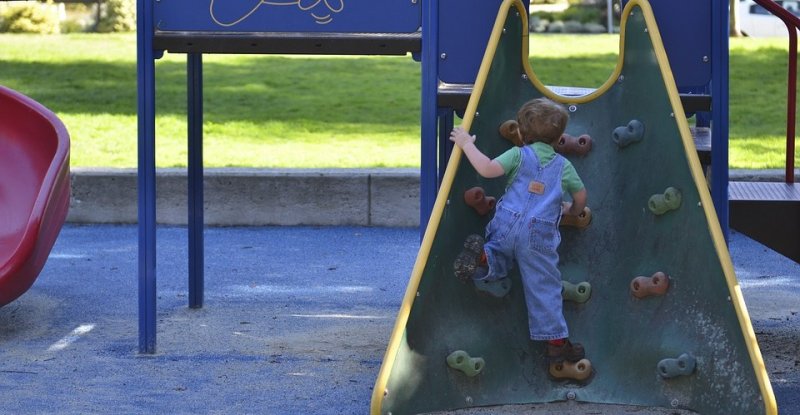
751, 0, 798, 183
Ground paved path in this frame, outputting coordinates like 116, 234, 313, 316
0, 226, 797, 414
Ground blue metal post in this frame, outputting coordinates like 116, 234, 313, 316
438, 108, 454, 183
710, 0, 730, 239
420, 0, 439, 235
137, 0, 158, 354
188, 53, 204, 309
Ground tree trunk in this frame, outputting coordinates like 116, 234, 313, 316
730, 0, 744, 37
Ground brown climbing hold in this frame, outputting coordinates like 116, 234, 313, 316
560, 206, 592, 229
556, 133, 593, 156
464, 187, 496, 216
498, 120, 524, 147
630, 271, 670, 298
549, 358, 593, 381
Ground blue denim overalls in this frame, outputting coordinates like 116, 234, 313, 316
480, 145, 569, 341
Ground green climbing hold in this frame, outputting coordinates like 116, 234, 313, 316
648, 187, 682, 215
446, 350, 485, 377
562, 281, 592, 303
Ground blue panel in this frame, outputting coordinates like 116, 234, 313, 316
154, 0, 420, 33
624, 0, 712, 89
438, 0, 506, 84
438, 0, 530, 84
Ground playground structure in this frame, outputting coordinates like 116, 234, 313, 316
0, 86, 71, 307
135, 0, 794, 412
369, 1, 777, 413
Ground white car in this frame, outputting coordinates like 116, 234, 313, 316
738, 0, 800, 37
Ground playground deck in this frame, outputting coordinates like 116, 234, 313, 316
0, 225, 797, 414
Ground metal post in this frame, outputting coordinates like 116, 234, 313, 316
137, 0, 158, 354
187, 53, 204, 308
437, 108, 454, 183
785, 21, 796, 183
420, 0, 439, 236
711, 0, 730, 239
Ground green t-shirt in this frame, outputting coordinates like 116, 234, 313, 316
494, 142, 584, 194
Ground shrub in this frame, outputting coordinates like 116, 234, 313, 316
96, 0, 135, 33
0, 1, 60, 34
559, 5, 602, 24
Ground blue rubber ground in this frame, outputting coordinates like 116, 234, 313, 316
0, 225, 796, 414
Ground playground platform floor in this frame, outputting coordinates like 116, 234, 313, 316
0, 225, 797, 414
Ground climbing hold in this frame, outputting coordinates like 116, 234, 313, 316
560, 206, 592, 229
630, 271, 670, 298
498, 120, 524, 146
612, 119, 645, 148
474, 276, 512, 298
464, 187, 496, 216
446, 350, 485, 377
556, 133, 593, 156
562, 281, 592, 303
549, 358, 593, 381
657, 353, 696, 379
648, 187, 682, 215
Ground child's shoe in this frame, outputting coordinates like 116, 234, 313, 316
546, 339, 585, 364
453, 234, 486, 283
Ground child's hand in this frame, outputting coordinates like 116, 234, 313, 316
561, 202, 573, 216
449, 127, 476, 149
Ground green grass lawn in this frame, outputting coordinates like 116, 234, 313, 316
0, 33, 796, 169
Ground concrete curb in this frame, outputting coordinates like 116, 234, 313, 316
68, 168, 797, 227
68, 168, 420, 227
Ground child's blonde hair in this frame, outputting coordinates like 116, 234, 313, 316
516, 98, 569, 144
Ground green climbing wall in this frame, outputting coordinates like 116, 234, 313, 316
371, 1, 776, 414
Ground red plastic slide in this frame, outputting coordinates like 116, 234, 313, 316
0, 86, 70, 307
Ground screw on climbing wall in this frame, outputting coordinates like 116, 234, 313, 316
618, 75, 625, 82
630, 272, 670, 298
612, 119, 645, 148
644, 28, 648, 32
648, 187, 682, 215
702, 55, 709, 63
465, 396, 473, 405
566, 391, 577, 400
411, 0, 418, 3
475, 112, 480, 117
657, 353, 696, 379
562, 281, 592, 303
440, 53, 447, 60
671, 399, 680, 408
556, 134, 592, 157
521, 73, 528, 80
568, 105, 577, 113
502, 28, 507, 34
446, 350, 485, 377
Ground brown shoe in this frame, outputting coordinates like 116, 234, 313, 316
453, 234, 485, 283
546, 340, 585, 364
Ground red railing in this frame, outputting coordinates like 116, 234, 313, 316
751, 0, 798, 183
